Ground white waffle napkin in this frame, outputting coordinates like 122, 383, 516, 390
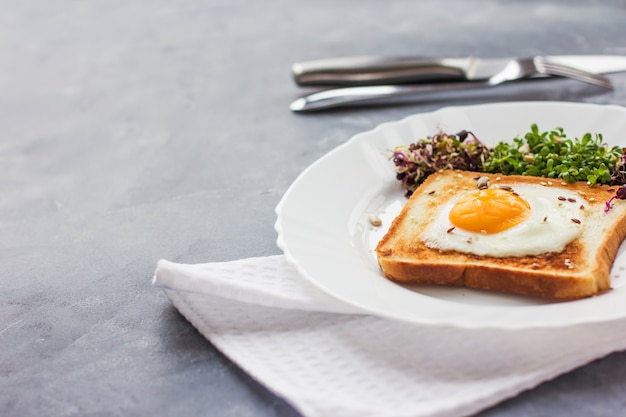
153, 255, 626, 417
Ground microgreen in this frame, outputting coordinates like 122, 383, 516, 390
483, 124, 624, 186
392, 130, 490, 197
605, 185, 626, 212
392, 124, 626, 199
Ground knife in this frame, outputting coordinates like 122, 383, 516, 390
292, 55, 626, 86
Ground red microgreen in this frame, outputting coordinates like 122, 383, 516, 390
392, 130, 491, 197
604, 185, 626, 212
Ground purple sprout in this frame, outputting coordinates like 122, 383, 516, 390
391, 130, 491, 197
604, 185, 626, 212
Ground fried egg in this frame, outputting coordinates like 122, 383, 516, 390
421, 184, 585, 257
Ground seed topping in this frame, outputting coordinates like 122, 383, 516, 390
476, 176, 490, 190
497, 185, 514, 192
369, 214, 382, 227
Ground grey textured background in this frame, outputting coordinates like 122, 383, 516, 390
2, 0, 626, 416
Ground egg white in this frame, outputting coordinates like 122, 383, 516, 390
421, 184, 586, 257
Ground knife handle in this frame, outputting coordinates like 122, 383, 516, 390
290, 82, 492, 112
292, 56, 472, 86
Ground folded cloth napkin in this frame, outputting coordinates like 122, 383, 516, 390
153, 255, 626, 417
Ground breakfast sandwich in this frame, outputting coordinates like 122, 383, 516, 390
375, 170, 626, 299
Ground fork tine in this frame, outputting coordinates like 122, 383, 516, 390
549, 66, 613, 89
534, 56, 613, 89
540, 62, 609, 84
538, 61, 612, 88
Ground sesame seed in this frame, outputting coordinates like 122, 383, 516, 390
558, 196, 567, 201
447, 226, 455, 234
540, 181, 547, 186
571, 218, 581, 224
567, 198, 576, 203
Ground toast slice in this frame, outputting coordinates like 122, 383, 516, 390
375, 170, 626, 299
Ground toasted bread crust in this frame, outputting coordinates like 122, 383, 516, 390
375, 170, 626, 299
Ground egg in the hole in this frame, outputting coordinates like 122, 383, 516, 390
421, 184, 585, 257
448, 187, 531, 234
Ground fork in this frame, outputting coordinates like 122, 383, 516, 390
290, 56, 613, 112
488, 56, 612, 89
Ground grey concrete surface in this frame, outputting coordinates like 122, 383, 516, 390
1, 0, 626, 416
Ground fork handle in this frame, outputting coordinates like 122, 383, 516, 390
292, 56, 472, 86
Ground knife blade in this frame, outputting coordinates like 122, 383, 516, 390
292, 55, 626, 86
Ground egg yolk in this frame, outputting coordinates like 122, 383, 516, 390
449, 188, 531, 234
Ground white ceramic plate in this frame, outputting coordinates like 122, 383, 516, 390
275, 101, 626, 329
